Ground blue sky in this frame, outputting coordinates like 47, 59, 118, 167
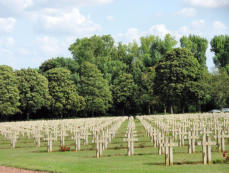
0, 0, 229, 71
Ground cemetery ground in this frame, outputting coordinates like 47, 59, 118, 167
0, 116, 228, 173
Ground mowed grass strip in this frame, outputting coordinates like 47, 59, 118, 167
0, 118, 228, 173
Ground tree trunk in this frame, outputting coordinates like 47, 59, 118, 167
164, 105, 167, 114
148, 105, 151, 115
26, 112, 30, 120
122, 107, 125, 116
170, 105, 173, 114
196, 101, 201, 113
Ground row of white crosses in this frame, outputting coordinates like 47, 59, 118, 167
124, 117, 138, 156
137, 113, 229, 166
0, 117, 127, 153
137, 117, 178, 165
94, 117, 127, 158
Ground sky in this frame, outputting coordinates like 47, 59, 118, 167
0, 0, 229, 71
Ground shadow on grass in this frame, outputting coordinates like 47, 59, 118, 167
144, 161, 203, 166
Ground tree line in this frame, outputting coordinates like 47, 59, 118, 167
1, 34, 229, 121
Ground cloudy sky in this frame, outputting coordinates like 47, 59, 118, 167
0, 0, 229, 70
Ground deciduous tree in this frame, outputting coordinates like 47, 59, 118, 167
16, 68, 51, 120
0, 65, 20, 117
79, 62, 112, 116
46, 68, 85, 118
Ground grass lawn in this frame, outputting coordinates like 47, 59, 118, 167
0, 118, 228, 173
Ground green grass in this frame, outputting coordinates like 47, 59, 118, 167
0, 119, 228, 173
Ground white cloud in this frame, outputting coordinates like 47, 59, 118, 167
0, 0, 112, 12
18, 48, 30, 56
106, 16, 113, 21
116, 25, 171, 43
213, 21, 227, 33
0, 17, 16, 33
33, 8, 100, 35
0, 37, 15, 47
177, 8, 197, 17
36, 36, 74, 58
116, 28, 143, 43
186, 0, 229, 8
0, 47, 16, 68
36, 36, 62, 56
148, 24, 170, 38
0, 0, 33, 11
191, 19, 206, 30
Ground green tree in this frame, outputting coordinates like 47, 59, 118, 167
139, 67, 156, 114
210, 35, 229, 73
112, 73, 137, 115
46, 68, 85, 118
69, 35, 115, 64
180, 35, 208, 68
154, 48, 203, 113
39, 57, 79, 73
145, 34, 177, 67
79, 62, 112, 116
16, 68, 51, 120
100, 60, 127, 84
210, 69, 229, 109
140, 35, 155, 57
0, 65, 20, 118
112, 42, 133, 65
39, 57, 80, 87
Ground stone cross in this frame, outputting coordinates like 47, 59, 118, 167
198, 135, 216, 165
44, 134, 56, 152
94, 136, 104, 158
188, 131, 198, 153
164, 136, 178, 166
72, 132, 83, 151
81, 130, 91, 145
8, 133, 18, 149
214, 130, 229, 152
150, 129, 158, 147
157, 133, 164, 155
124, 132, 138, 156
59, 130, 68, 147
178, 128, 187, 146
33, 132, 43, 147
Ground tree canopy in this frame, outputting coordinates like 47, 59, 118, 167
0, 65, 20, 118
1, 34, 229, 120
180, 35, 208, 68
79, 62, 112, 116
211, 35, 229, 73
46, 68, 85, 118
154, 48, 203, 113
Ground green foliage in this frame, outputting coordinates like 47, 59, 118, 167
0, 65, 20, 117
79, 62, 112, 116
211, 35, 229, 70
100, 60, 127, 83
46, 68, 85, 117
180, 35, 208, 68
154, 48, 203, 113
210, 69, 229, 109
39, 57, 79, 73
39, 57, 81, 88
2, 34, 229, 118
112, 42, 133, 65
143, 34, 177, 67
69, 35, 115, 64
16, 68, 51, 119
139, 67, 156, 114
112, 73, 137, 115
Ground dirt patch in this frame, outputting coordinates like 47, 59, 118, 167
0, 166, 49, 173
